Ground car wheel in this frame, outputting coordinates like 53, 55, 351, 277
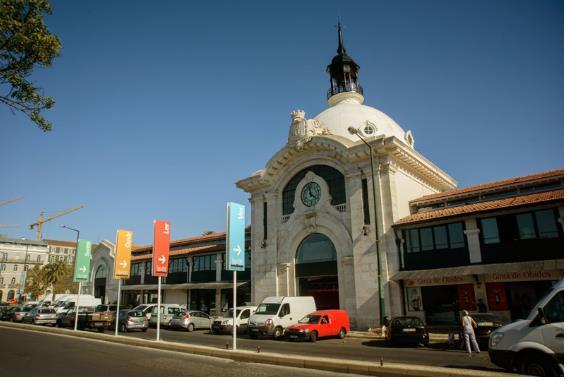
273, 327, 283, 340
187, 323, 194, 332
120, 323, 127, 333
519, 353, 559, 377
309, 331, 318, 343
338, 328, 347, 339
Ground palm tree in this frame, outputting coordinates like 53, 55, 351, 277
43, 260, 69, 296
24, 265, 48, 300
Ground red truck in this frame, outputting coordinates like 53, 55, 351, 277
285, 309, 351, 342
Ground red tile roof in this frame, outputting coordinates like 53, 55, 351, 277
411, 169, 563, 205
132, 244, 225, 261
45, 239, 77, 247
395, 189, 563, 226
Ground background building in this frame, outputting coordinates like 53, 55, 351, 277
392, 169, 563, 324
88, 231, 251, 316
237, 27, 457, 329
0, 237, 48, 303
45, 239, 77, 265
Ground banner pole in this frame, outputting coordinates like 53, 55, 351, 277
233, 270, 237, 351
115, 279, 122, 336
74, 281, 82, 331
156, 276, 161, 341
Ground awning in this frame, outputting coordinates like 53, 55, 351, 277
121, 281, 249, 291
390, 259, 563, 281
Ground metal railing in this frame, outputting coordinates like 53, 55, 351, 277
327, 83, 363, 99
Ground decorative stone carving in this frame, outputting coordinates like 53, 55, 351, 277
288, 109, 330, 149
404, 130, 415, 148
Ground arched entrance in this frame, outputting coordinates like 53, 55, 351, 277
94, 264, 107, 303
295, 233, 339, 310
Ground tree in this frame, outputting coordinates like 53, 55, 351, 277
0, 0, 61, 131
51, 262, 78, 294
43, 259, 67, 286
24, 264, 48, 300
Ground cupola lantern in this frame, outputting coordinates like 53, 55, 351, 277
326, 22, 363, 102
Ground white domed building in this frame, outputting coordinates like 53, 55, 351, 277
237, 25, 457, 329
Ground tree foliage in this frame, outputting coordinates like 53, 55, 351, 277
0, 0, 61, 131
24, 264, 48, 300
24, 260, 78, 299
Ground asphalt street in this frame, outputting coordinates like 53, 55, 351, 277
0, 326, 359, 377
97, 325, 500, 372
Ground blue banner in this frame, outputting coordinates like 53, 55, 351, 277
226, 202, 245, 271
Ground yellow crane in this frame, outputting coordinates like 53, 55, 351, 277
29, 205, 84, 240
0, 195, 24, 206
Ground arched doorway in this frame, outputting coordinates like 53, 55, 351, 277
7, 290, 15, 301
94, 264, 107, 303
295, 233, 339, 310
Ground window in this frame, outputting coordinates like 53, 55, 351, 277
245, 250, 251, 269
36, 255, 41, 262
55, 247, 60, 253
25, 254, 30, 262
419, 228, 434, 251
0, 277, 3, 284
433, 226, 448, 249
145, 261, 152, 275
480, 218, 500, 244
49, 255, 54, 263
10, 277, 16, 285
516, 213, 536, 239
1, 253, 7, 261
405, 229, 420, 253
448, 223, 465, 248
0, 264, 5, 271
168, 258, 188, 273
279, 303, 290, 317
362, 179, 370, 225
24, 265, 28, 271
193, 255, 216, 272
241, 309, 250, 319
535, 209, 560, 238
13, 264, 17, 271
543, 291, 564, 324
64, 248, 69, 254
263, 201, 268, 241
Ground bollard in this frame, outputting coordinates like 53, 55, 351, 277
380, 357, 383, 367
257, 345, 261, 353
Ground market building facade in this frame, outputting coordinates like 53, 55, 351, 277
237, 26, 457, 329
392, 169, 563, 324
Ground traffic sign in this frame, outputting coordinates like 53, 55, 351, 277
152, 220, 170, 277
114, 229, 133, 279
226, 202, 245, 271
73, 239, 92, 282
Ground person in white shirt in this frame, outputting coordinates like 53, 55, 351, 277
461, 310, 480, 357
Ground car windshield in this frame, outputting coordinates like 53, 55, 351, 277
132, 305, 147, 311
255, 303, 280, 314
23, 307, 32, 312
174, 311, 187, 318
392, 317, 422, 327
298, 315, 321, 324
95, 305, 108, 312
223, 309, 242, 318
128, 311, 144, 318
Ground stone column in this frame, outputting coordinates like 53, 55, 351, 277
215, 254, 223, 282
278, 263, 291, 296
215, 288, 222, 316
464, 219, 482, 264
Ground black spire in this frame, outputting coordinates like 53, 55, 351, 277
326, 22, 363, 100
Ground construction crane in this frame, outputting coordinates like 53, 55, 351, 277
0, 224, 19, 228
0, 196, 24, 207
29, 204, 84, 240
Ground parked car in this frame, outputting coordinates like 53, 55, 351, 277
0, 306, 21, 321
59, 306, 113, 332
58, 306, 95, 328
489, 279, 564, 377
132, 304, 157, 320
4, 306, 32, 323
248, 296, 317, 339
285, 309, 351, 342
170, 310, 211, 332
116, 309, 148, 332
95, 304, 118, 316
21, 307, 57, 326
450, 313, 505, 349
211, 306, 257, 334
385, 316, 429, 346
149, 304, 183, 327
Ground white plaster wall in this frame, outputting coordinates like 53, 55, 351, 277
164, 289, 186, 306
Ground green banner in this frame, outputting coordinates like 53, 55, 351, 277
73, 239, 92, 282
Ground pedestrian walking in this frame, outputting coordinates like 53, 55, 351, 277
461, 310, 480, 357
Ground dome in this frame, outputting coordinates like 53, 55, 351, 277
314, 93, 408, 143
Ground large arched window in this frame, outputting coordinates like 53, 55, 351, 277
95, 264, 107, 279
296, 233, 337, 264
282, 165, 345, 215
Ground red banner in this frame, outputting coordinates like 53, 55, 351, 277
457, 284, 476, 311
152, 220, 170, 277
486, 282, 509, 311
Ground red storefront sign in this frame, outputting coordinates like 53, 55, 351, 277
152, 220, 171, 277
457, 284, 476, 311
486, 282, 509, 311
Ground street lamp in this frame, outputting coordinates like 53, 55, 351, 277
348, 127, 385, 326
61, 225, 80, 331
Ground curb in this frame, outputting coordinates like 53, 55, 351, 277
0, 322, 514, 377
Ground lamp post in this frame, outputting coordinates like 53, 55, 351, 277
348, 127, 385, 326
61, 225, 80, 331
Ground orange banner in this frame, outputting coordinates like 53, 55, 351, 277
114, 230, 133, 279
152, 220, 170, 277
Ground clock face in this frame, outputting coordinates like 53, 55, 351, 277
301, 182, 321, 207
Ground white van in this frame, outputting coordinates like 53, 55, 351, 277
248, 296, 316, 339
489, 279, 563, 377
211, 306, 257, 334
54, 295, 101, 314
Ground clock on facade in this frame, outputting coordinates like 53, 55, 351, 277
301, 182, 321, 207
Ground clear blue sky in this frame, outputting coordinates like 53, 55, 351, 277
0, 0, 563, 245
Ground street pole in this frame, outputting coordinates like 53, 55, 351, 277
115, 279, 122, 336
233, 270, 237, 351
348, 127, 385, 326
156, 276, 161, 341
61, 225, 81, 331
